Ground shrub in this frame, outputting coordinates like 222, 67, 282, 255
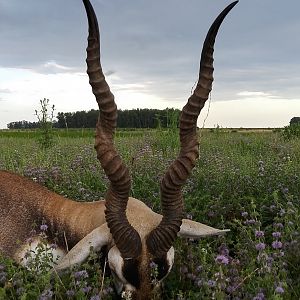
35, 98, 56, 149
282, 124, 300, 140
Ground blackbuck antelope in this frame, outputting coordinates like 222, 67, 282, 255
0, 0, 238, 298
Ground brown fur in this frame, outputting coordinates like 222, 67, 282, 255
0, 170, 162, 258
0, 170, 101, 255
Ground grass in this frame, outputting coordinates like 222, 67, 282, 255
0, 128, 155, 139
0, 128, 299, 299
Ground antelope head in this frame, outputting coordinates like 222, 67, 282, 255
54, 0, 238, 298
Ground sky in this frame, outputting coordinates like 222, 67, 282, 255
0, 0, 299, 129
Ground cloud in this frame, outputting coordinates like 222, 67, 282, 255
0, 89, 10, 102
34, 61, 77, 74
112, 83, 149, 92
105, 70, 116, 76
237, 91, 272, 97
236, 91, 282, 101
0, 88, 12, 94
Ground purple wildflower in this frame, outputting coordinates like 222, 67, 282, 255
74, 270, 89, 280
275, 286, 284, 294
218, 244, 229, 256
255, 230, 264, 238
253, 292, 265, 300
39, 289, 53, 300
241, 211, 248, 217
81, 286, 92, 294
272, 241, 283, 249
266, 255, 274, 266
274, 223, 284, 229
194, 278, 203, 287
40, 224, 48, 231
215, 254, 229, 265
244, 219, 256, 225
272, 232, 281, 238
226, 285, 236, 293
207, 279, 216, 287
90, 296, 101, 300
255, 242, 266, 251
149, 261, 158, 269
195, 265, 202, 273
231, 259, 240, 265
66, 290, 75, 298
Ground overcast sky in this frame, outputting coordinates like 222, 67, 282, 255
0, 0, 299, 129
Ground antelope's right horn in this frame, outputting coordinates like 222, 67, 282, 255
146, 1, 239, 257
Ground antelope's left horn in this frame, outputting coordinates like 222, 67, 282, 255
83, 0, 142, 259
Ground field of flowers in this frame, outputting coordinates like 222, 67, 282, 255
0, 129, 299, 299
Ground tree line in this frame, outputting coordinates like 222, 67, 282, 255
8, 109, 299, 130
7, 108, 180, 129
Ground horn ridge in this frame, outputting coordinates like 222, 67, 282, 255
83, 0, 142, 259
147, 1, 238, 257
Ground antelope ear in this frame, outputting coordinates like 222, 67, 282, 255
178, 219, 229, 239
54, 223, 111, 273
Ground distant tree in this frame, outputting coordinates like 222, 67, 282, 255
56, 112, 67, 128
7, 120, 39, 129
290, 117, 300, 126
166, 108, 180, 129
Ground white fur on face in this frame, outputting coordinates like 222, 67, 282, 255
108, 245, 175, 295
108, 246, 136, 293
166, 246, 175, 275
14, 237, 66, 268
